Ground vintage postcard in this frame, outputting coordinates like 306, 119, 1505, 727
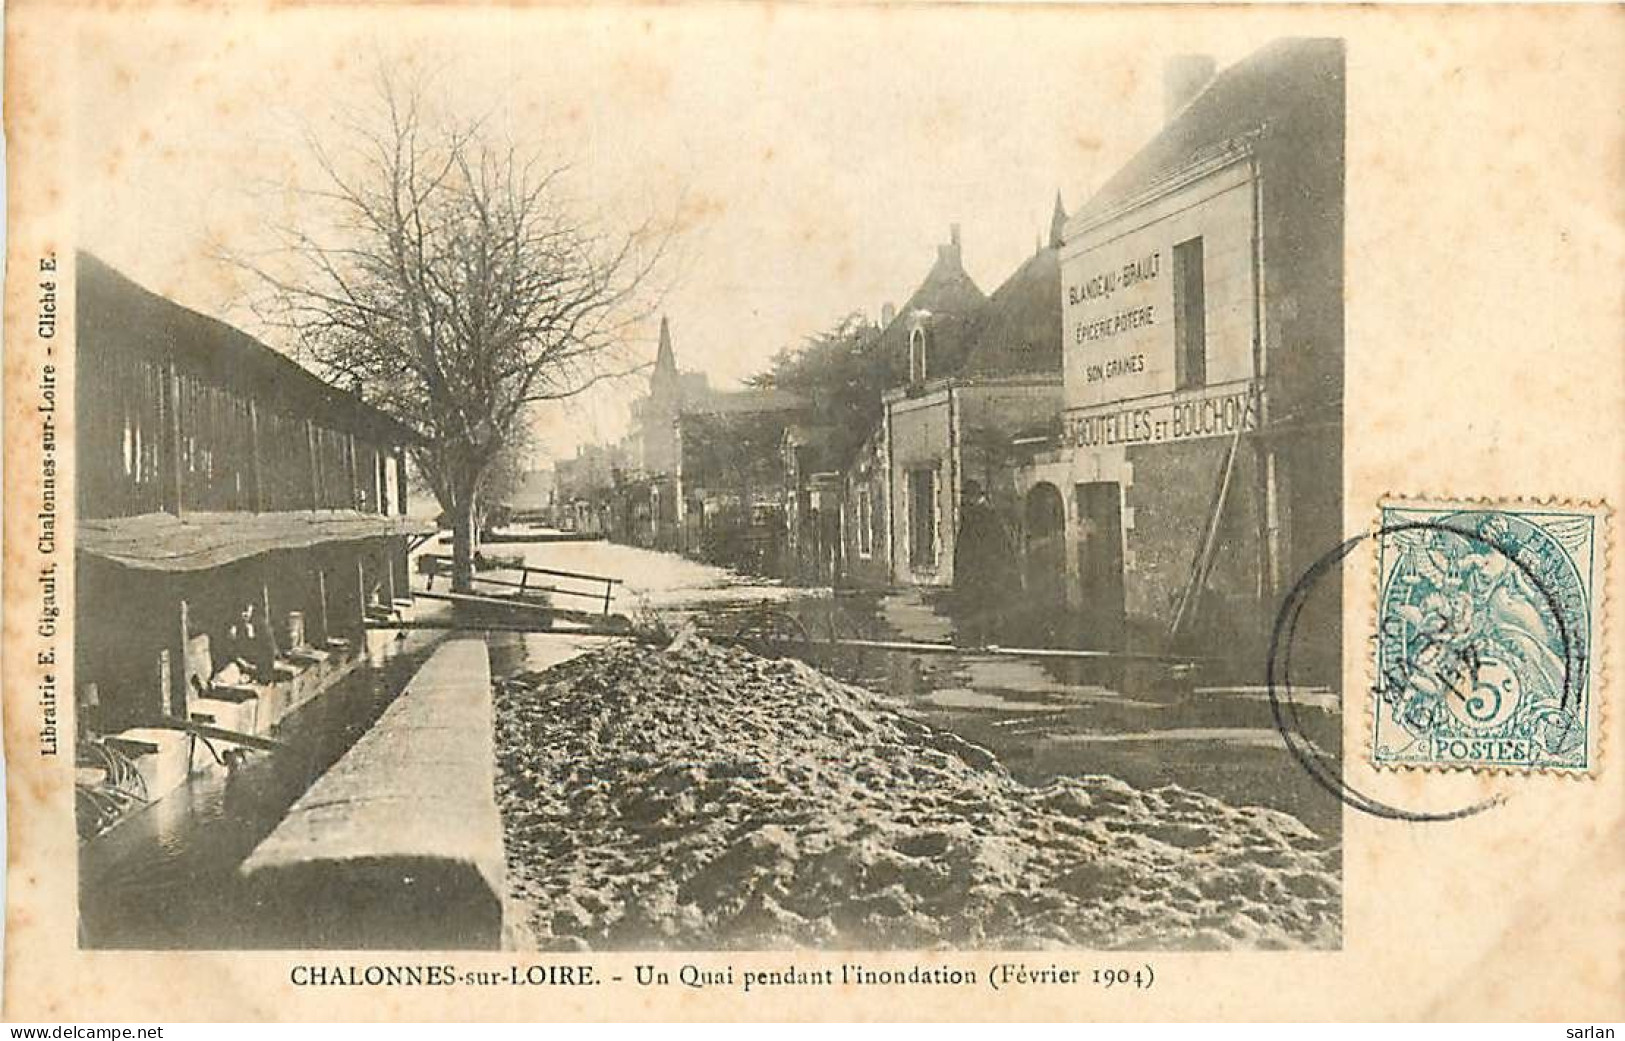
3, 0, 1621, 1023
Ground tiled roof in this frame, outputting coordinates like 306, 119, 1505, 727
962, 245, 1062, 378
875, 241, 988, 385
1068, 38, 1345, 233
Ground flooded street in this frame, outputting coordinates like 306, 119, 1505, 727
497, 538, 1343, 840
79, 631, 451, 948
81, 534, 1339, 950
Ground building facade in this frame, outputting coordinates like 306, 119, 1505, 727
839, 424, 891, 588
1018, 39, 1344, 663
848, 214, 1069, 590
782, 425, 842, 584
554, 443, 624, 535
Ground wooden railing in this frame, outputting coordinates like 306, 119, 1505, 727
419, 553, 621, 615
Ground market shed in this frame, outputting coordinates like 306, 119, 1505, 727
74, 254, 433, 801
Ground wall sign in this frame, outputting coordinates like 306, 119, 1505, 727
1062, 381, 1264, 449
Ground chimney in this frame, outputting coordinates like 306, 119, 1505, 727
881, 302, 896, 326
1163, 54, 1216, 123
937, 224, 963, 268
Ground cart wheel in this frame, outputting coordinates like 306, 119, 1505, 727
731, 607, 811, 658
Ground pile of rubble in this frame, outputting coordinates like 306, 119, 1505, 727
494, 636, 1339, 951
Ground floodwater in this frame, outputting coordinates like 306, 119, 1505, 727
77, 630, 449, 948
78, 533, 1341, 948
499, 537, 1344, 839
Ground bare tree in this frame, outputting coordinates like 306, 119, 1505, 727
242, 70, 668, 590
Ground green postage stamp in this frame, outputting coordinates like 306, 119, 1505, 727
1373, 499, 1608, 773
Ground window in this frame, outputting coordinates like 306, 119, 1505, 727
908, 467, 938, 569
909, 326, 929, 383
1173, 236, 1207, 389
855, 486, 874, 559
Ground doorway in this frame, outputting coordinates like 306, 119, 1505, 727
1021, 483, 1068, 644
1023, 483, 1066, 608
1075, 481, 1125, 645
907, 467, 938, 571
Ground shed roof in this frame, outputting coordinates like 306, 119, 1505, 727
681, 386, 807, 417
80, 510, 435, 572
78, 252, 420, 446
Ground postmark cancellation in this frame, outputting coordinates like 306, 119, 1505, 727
1372, 499, 1608, 774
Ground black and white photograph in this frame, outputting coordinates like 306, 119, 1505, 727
63, 13, 1346, 955
11, 0, 1625, 1026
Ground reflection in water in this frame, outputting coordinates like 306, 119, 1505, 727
78, 632, 447, 949
80, 538, 1343, 949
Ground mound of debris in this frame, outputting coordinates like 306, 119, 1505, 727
494, 636, 1339, 951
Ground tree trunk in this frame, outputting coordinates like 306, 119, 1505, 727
452, 490, 478, 593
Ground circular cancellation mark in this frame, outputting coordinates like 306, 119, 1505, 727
1266, 516, 1582, 823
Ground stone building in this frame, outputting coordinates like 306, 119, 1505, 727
837, 226, 982, 587
1019, 39, 1344, 664
841, 212, 1068, 590
608, 315, 803, 557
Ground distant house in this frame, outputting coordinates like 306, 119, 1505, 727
553, 444, 622, 535
840, 216, 1068, 589
608, 315, 804, 560
672, 387, 805, 568
782, 424, 842, 583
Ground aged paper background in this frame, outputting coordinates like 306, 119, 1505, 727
4, 1, 1623, 1022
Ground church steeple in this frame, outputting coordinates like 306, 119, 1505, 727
1048, 191, 1068, 250
654, 315, 676, 374
650, 314, 679, 397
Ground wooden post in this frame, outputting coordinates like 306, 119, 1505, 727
382, 547, 397, 606
306, 419, 321, 510
165, 360, 186, 516
376, 448, 389, 515
156, 648, 172, 721
249, 398, 264, 513
601, 580, 613, 616
346, 432, 360, 511
315, 568, 329, 644
260, 578, 280, 659
395, 541, 412, 602
394, 451, 409, 516
355, 556, 368, 629
173, 599, 191, 717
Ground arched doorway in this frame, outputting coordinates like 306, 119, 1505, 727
1023, 483, 1067, 622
